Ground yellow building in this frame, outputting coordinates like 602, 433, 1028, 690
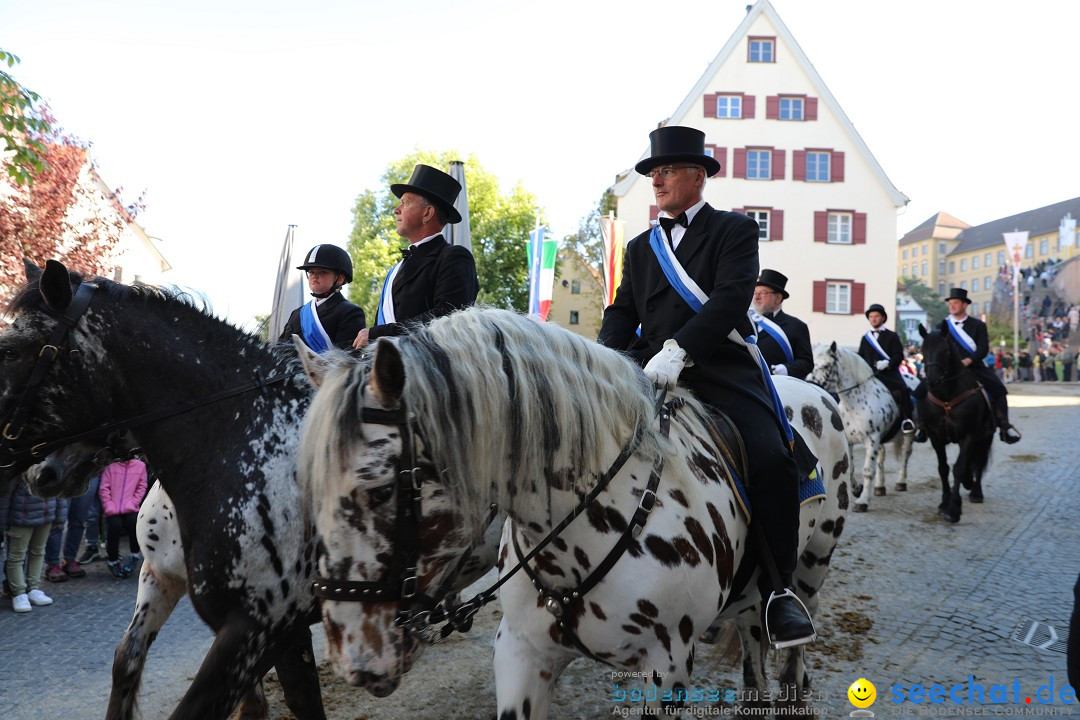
548, 249, 604, 340
898, 197, 1080, 319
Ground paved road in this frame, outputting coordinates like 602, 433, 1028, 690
1, 381, 1078, 719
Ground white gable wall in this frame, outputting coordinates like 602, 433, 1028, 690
613, 0, 906, 348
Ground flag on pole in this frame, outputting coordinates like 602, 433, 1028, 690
1002, 231, 1029, 272
599, 212, 626, 307
527, 224, 558, 320
269, 224, 303, 340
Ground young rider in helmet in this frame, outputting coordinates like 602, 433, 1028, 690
280, 244, 366, 352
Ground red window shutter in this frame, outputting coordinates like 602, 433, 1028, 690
772, 209, 784, 241
806, 97, 819, 121
814, 211, 828, 242
813, 281, 827, 312
853, 212, 868, 244
703, 93, 716, 117
649, 205, 660, 222
733, 148, 747, 179
766, 95, 779, 119
742, 94, 756, 119
793, 150, 806, 181
714, 146, 727, 177
771, 149, 785, 180
832, 151, 845, 182
852, 282, 866, 315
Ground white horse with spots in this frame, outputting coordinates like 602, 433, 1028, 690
296, 308, 850, 718
808, 342, 914, 512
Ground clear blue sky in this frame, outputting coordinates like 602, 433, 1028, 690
4, 0, 1078, 327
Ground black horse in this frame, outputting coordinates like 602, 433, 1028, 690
0, 260, 329, 719
916, 324, 995, 523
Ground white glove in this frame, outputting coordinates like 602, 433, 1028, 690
770, 364, 788, 376
875, 359, 890, 371
644, 339, 690, 389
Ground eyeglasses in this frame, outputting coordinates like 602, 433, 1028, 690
753, 290, 779, 299
646, 165, 700, 179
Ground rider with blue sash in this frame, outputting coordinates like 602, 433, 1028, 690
937, 288, 1020, 444
280, 244, 366, 353
597, 126, 816, 648
751, 270, 813, 380
857, 303, 915, 434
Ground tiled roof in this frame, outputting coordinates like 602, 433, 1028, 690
899, 212, 970, 245
951, 196, 1080, 254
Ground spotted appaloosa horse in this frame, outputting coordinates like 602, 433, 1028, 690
917, 325, 994, 523
296, 308, 849, 718
0, 261, 500, 720
808, 342, 914, 513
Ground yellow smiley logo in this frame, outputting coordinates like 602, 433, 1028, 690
848, 678, 877, 708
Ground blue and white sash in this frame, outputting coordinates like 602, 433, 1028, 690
946, 319, 977, 354
752, 311, 793, 364
299, 300, 332, 354
648, 226, 793, 447
375, 262, 403, 325
864, 331, 890, 362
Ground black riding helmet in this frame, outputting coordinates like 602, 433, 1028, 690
297, 244, 353, 285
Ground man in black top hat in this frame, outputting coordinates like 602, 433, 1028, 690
353, 164, 479, 349
280, 244, 366, 352
937, 288, 1020, 443
751, 269, 813, 380
858, 303, 914, 433
598, 125, 816, 648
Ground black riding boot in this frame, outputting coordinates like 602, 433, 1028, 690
894, 389, 915, 435
752, 519, 815, 649
993, 395, 1021, 444
912, 381, 928, 442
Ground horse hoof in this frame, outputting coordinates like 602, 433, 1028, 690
894, 483, 907, 492
969, 494, 984, 504
853, 503, 868, 513
940, 511, 960, 523
874, 487, 887, 497
698, 627, 720, 645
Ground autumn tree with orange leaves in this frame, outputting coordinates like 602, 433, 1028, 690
1, 49, 143, 306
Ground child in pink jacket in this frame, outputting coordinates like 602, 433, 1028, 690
98, 457, 148, 578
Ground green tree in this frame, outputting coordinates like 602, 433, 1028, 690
563, 190, 617, 274
347, 150, 540, 316
0, 49, 52, 185
900, 277, 949, 333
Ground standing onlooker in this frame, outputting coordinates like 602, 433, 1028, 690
77, 479, 104, 564
1064, 350, 1075, 383
1, 475, 61, 612
98, 457, 148, 579
43, 475, 99, 581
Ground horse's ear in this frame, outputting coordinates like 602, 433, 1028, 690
918, 323, 928, 339
293, 335, 337, 389
40, 259, 73, 311
829, 340, 837, 353
370, 338, 406, 408
23, 258, 43, 283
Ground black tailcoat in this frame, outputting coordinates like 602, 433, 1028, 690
757, 309, 813, 380
857, 327, 905, 394
279, 292, 365, 350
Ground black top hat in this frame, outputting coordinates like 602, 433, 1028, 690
390, 165, 462, 224
755, 269, 789, 299
635, 126, 722, 178
865, 303, 888, 322
945, 287, 971, 304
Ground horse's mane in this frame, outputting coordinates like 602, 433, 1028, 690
7, 269, 289, 365
835, 345, 875, 383
304, 308, 704, 538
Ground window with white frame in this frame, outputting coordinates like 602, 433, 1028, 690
779, 97, 804, 120
960, 280, 967, 290
902, 249, 909, 260
825, 282, 851, 314
1025, 244, 1033, 258
971, 301, 979, 315
747, 149, 771, 179
748, 38, 774, 62
997, 250, 1005, 265
569, 310, 579, 325
960, 259, 967, 271
805, 151, 830, 182
746, 209, 770, 241
938, 282, 946, 295
939, 242, 947, 254
985, 276, 992, 290
922, 260, 928, 276
716, 95, 742, 118
1041, 237, 1049, 254
985, 252, 992, 267
827, 212, 852, 243
922, 243, 929, 256
938, 260, 946, 275
911, 264, 919, 278
571, 280, 581, 294
902, 264, 908, 276
972, 255, 980, 269
949, 261, 956, 273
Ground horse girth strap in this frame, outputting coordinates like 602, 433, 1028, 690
1, 283, 97, 461
928, 387, 980, 410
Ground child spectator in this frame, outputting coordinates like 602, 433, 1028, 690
98, 457, 148, 579
1, 475, 62, 612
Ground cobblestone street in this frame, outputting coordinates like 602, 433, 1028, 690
1, 382, 1078, 719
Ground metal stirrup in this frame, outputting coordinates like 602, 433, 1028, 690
763, 588, 818, 650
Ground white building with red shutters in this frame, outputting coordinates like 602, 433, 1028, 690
609, 0, 908, 345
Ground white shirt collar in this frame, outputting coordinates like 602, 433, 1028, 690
411, 232, 442, 249
658, 198, 707, 226
952, 314, 968, 324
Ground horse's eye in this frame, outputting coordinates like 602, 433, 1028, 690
368, 484, 394, 507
